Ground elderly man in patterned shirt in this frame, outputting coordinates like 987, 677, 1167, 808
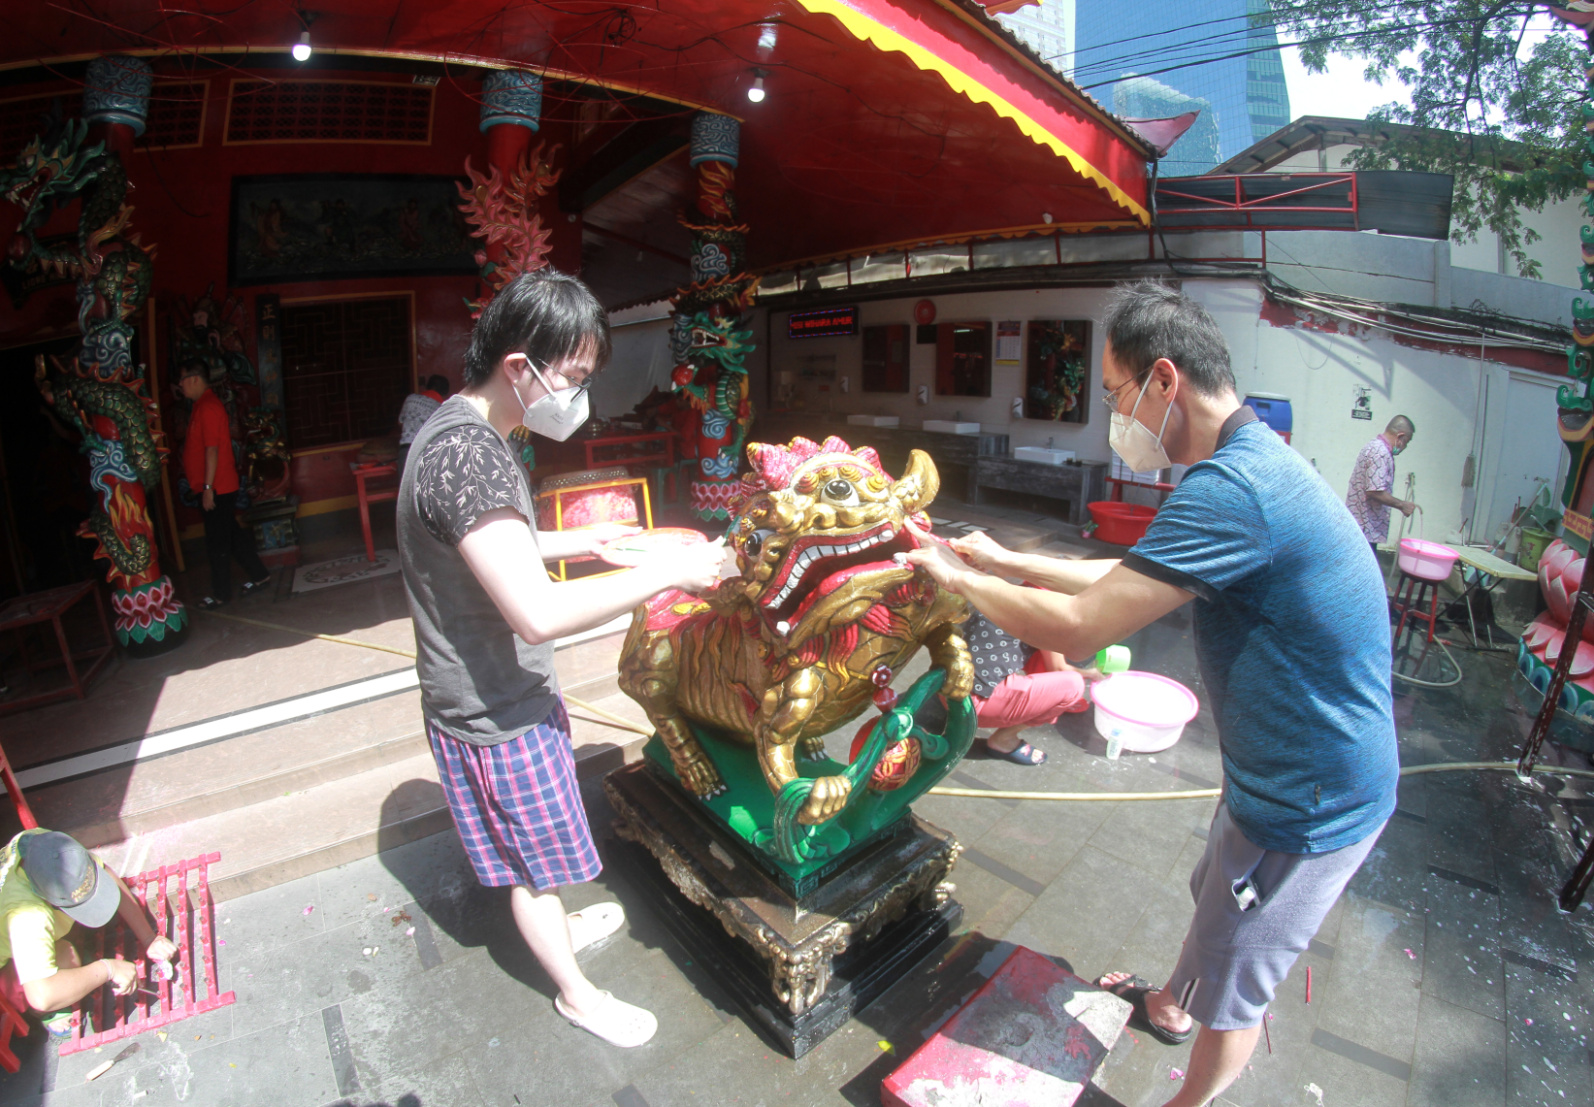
1346, 415, 1417, 548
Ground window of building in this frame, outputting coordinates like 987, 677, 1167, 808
280, 295, 413, 448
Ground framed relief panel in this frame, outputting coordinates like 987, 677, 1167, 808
1024, 319, 1092, 423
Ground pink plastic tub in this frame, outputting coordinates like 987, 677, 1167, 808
1397, 538, 1459, 582
1091, 671, 1200, 755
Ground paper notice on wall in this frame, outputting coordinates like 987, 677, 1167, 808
995, 320, 1021, 363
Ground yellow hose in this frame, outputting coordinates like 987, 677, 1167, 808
200, 609, 649, 735
927, 761, 1594, 802
202, 613, 1594, 796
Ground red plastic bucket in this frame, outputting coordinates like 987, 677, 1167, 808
1087, 501, 1156, 545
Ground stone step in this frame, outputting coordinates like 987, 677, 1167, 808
87, 684, 653, 902
26, 632, 641, 854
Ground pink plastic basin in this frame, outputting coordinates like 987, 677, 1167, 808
1398, 538, 1459, 582
1091, 671, 1200, 754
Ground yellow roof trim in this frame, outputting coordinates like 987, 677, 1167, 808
794, 0, 1149, 225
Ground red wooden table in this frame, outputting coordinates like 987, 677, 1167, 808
351, 463, 400, 563
0, 580, 115, 716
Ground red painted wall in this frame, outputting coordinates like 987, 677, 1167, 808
0, 64, 580, 521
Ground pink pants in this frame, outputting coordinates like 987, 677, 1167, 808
971, 653, 1086, 729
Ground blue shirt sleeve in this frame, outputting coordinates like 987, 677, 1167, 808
1122, 463, 1271, 602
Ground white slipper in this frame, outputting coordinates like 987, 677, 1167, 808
567, 901, 625, 954
554, 990, 658, 1048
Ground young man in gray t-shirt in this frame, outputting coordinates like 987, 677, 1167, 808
398, 271, 724, 1049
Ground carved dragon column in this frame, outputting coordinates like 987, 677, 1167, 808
671, 112, 759, 523
464, 70, 563, 477
47, 55, 188, 654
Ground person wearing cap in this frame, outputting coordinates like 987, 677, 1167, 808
0, 829, 176, 1017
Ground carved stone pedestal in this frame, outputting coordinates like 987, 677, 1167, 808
604, 760, 963, 1058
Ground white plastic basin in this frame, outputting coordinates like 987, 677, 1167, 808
923, 420, 981, 435
1014, 447, 1076, 465
1091, 671, 1200, 756
846, 414, 900, 427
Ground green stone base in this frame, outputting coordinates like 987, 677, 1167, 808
641, 683, 975, 897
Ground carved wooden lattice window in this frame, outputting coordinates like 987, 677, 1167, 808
280, 296, 414, 449
140, 80, 208, 150
0, 81, 207, 162
226, 80, 433, 145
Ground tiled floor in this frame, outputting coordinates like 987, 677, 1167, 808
0, 501, 1591, 1105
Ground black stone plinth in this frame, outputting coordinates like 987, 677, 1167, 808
604, 760, 963, 1058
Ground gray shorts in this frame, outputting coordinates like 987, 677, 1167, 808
1167, 802, 1384, 1031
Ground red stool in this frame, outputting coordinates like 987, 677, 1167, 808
351, 463, 400, 563
1392, 570, 1442, 645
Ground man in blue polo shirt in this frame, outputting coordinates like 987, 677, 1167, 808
905, 282, 1397, 1107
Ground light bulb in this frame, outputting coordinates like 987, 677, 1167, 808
292, 31, 312, 62
747, 76, 765, 103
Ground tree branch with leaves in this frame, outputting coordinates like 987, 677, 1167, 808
1271, 0, 1583, 278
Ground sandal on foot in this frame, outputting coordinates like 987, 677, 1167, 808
239, 577, 270, 596
567, 901, 625, 954
984, 740, 1047, 766
1098, 974, 1192, 1046
196, 596, 226, 610
554, 990, 657, 1048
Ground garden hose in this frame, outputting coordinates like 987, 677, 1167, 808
199, 609, 652, 735
927, 760, 1594, 802
202, 614, 1588, 800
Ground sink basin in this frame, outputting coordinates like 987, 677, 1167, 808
846, 415, 900, 427
1014, 447, 1076, 465
922, 420, 981, 435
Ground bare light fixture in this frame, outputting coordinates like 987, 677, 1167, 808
747, 70, 766, 103
292, 30, 312, 62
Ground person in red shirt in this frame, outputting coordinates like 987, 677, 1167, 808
179, 362, 269, 608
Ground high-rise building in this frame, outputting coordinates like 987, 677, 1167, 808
994, 0, 1075, 77
1068, 0, 1291, 174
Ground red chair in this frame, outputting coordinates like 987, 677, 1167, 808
351, 463, 400, 563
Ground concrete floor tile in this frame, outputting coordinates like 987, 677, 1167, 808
1092, 1033, 1194, 1107
1294, 1041, 1409, 1107
1428, 794, 1502, 889
1087, 799, 1208, 882
944, 855, 1037, 942
1313, 898, 1423, 1057
110, 1012, 340, 1107
1104, 878, 1197, 990
338, 969, 466, 1090
365, 1053, 484, 1107
1003, 844, 1161, 976
909, 788, 1009, 847
629, 1019, 874, 1107
1410, 994, 1508, 1107
1348, 816, 1430, 916
1422, 880, 1505, 1022
214, 875, 329, 961
965, 783, 1113, 889
1504, 967, 1594, 1106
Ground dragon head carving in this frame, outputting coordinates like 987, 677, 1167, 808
728, 436, 939, 645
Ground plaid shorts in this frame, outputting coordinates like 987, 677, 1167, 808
426, 701, 602, 891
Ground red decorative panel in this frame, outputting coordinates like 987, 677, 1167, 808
226, 80, 432, 145
281, 296, 413, 449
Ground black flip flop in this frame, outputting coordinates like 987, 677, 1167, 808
983, 740, 1047, 766
1099, 974, 1193, 1046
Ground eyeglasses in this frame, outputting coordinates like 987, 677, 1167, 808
1100, 370, 1150, 412
525, 356, 592, 396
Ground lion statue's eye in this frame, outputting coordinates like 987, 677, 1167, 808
744, 529, 773, 557
823, 479, 857, 504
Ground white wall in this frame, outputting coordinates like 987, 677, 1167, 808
761, 287, 1118, 468
760, 278, 1565, 540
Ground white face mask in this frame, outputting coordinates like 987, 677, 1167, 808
1108, 370, 1175, 473
516, 360, 590, 442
